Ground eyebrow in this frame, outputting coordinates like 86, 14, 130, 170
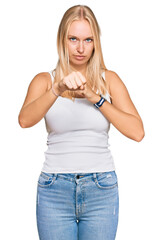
68, 35, 93, 39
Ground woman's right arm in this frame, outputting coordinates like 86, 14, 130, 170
18, 72, 61, 128
18, 71, 87, 128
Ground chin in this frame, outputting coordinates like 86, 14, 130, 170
75, 60, 86, 64
70, 60, 87, 66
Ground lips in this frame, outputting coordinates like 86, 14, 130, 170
75, 55, 85, 57
74, 55, 85, 60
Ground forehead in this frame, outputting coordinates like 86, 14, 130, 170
68, 20, 93, 38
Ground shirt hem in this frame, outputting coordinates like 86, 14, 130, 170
41, 165, 116, 174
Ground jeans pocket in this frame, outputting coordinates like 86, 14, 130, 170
94, 171, 118, 189
37, 172, 56, 188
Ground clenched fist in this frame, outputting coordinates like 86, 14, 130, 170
53, 71, 98, 101
57, 71, 86, 94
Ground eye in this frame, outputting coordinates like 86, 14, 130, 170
70, 37, 77, 42
85, 38, 93, 43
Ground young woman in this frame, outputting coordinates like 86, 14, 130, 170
18, 5, 145, 240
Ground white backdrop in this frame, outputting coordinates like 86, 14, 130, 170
1, 0, 163, 239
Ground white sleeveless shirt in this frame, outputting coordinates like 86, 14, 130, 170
41, 70, 115, 173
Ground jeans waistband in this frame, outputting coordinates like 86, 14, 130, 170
41, 171, 113, 182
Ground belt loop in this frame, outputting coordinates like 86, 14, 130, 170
53, 173, 58, 181
93, 173, 97, 181
74, 173, 77, 180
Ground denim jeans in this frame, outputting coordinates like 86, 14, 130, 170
36, 171, 119, 240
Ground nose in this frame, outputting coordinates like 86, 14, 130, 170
77, 40, 84, 53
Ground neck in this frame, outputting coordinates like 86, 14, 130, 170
70, 64, 87, 76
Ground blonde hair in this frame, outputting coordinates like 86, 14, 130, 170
53, 5, 110, 101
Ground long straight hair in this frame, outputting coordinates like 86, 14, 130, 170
53, 5, 110, 101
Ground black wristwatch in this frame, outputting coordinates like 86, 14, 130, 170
94, 94, 106, 108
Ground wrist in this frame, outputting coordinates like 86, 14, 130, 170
52, 83, 63, 96
94, 94, 106, 108
88, 93, 101, 104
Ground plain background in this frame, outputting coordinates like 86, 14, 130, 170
1, 0, 163, 239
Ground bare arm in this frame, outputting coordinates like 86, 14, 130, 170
18, 71, 87, 128
18, 72, 60, 128
89, 70, 145, 142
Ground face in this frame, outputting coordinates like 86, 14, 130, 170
67, 19, 94, 70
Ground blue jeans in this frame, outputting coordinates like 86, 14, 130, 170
36, 171, 119, 240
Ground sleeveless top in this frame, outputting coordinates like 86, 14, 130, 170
41, 70, 115, 173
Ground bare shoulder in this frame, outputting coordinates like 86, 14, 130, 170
105, 69, 142, 121
30, 72, 52, 90
20, 72, 52, 109
105, 69, 129, 99
105, 69, 124, 89
104, 69, 122, 100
